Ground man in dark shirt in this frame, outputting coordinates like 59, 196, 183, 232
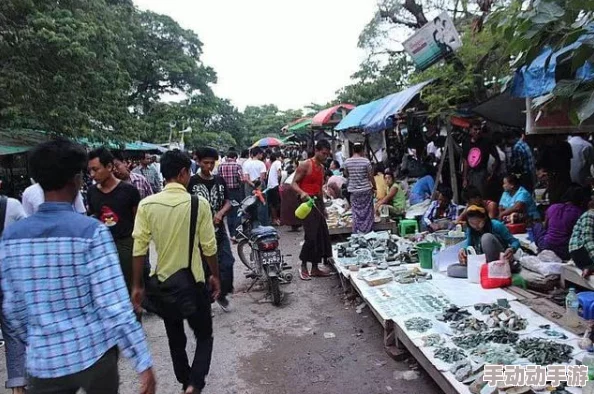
188, 147, 235, 312
87, 147, 141, 295
462, 121, 500, 198
537, 135, 573, 203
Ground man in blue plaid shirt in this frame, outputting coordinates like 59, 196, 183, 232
0, 139, 156, 394
507, 130, 536, 192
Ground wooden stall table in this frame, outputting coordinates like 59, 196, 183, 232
328, 220, 398, 236
331, 248, 587, 394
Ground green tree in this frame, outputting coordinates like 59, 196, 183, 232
335, 55, 415, 105
0, 0, 134, 138
141, 95, 245, 151
342, 0, 513, 116
0, 1, 217, 139
242, 105, 304, 143
127, 11, 217, 115
490, 0, 594, 123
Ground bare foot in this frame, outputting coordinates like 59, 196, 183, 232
582, 268, 594, 279
310, 267, 333, 277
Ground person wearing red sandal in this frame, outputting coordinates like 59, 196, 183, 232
292, 140, 333, 280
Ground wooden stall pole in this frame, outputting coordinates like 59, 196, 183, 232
446, 123, 460, 204
431, 138, 449, 197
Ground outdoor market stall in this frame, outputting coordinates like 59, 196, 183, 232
0, 129, 167, 197
335, 80, 434, 164
309, 104, 354, 149
331, 231, 589, 394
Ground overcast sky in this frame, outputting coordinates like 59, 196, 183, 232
134, 0, 377, 111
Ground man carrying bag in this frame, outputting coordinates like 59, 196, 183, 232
131, 149, 220, 394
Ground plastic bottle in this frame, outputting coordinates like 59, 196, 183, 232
295, 197, 315, 220
432, 248, 440, 272
565, 288, 580, 328
582, 350, 594, 394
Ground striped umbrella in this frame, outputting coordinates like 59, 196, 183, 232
251, 137, 283, 148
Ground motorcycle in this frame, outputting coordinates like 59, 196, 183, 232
233, 187, 293, 306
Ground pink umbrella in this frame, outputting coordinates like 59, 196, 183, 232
311, 104, 355, 128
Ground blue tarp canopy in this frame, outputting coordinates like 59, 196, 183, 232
334, 99, 385, 131
512, 27, 594, 98
335, 80, 434, 134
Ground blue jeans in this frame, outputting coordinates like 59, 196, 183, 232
257, 201, 269, 227
0, 287, 26, 388
216, 228, 235, 299
227, 188, 243, 238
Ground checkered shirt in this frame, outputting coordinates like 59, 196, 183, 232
129, 172, 154, 199
510, 140, 535, 178
0, 203, 152, 378
569, 210, 594, 256
218, 161, 243, 189
133, 165, 161, 193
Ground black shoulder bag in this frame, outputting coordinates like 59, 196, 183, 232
148, 195, 200, 320
0, 196, 7, 237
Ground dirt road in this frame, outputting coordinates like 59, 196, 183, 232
0, 227, 442, 393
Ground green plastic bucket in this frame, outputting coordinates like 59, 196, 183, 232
416, 242, 441, 269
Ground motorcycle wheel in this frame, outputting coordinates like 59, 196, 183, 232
269, 276, 282, 306
237, 240, 254, 271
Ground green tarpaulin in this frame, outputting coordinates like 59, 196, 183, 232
0, 145, 32, 155
0, 129, 50, 156
287, 118, 312, 133
0, 129, 165, 156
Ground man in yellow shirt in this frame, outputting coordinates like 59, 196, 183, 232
131, 149, 220, 394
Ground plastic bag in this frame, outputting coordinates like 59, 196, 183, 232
480, 253, 512, 289
520, 255, 563, 276
467, 252, 486, 284
537, 250, 562, 263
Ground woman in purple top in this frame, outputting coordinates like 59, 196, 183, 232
533, 185, 590, 259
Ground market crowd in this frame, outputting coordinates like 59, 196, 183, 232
0, 136, 344, 393
320, 121, 594, 282
3, 124, 594, 392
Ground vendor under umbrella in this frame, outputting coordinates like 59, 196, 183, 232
448, 205, 520, 278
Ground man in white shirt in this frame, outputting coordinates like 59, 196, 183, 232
22, 183, 86, 216
267, 153, 282, 225
242, 148, 266, 190
334, 144, 345, 167
242, 147, 268, 225
1, 197, 25, 232
0, 193, 26, 393
568, 135, 594, 186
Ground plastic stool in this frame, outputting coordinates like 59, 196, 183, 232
578, 291, 594, 319
399, 219, 419, 236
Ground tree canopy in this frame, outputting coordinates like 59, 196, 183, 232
4, 0, 591, 150
0, 0, 218, 141
338, 0, 594, 122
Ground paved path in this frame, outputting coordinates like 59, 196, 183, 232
0, 227, 442, 393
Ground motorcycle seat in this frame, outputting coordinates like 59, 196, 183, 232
251, 226, 277, 237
